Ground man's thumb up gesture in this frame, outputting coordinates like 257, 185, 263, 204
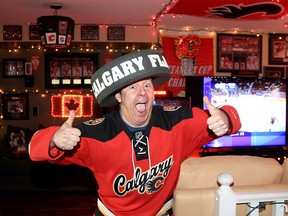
50, 110, 81, 150
203, 96, 229, 136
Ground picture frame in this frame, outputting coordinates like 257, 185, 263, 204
45, 53, 98, 89
60, 61, 72, 78
83, 61, 94, 78
107, 26, 125, 41
2, 58, 26, 77
81, 25, 99, 40
29, 24, 40, 40
263, 66, 285, 78
268, 33, 288, 65
216, 33, 262, 75
25, 62, 33, 76
3, 25, 22, 40
2, 93, 29, 120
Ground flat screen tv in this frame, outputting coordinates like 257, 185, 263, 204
186, 76, 287, 149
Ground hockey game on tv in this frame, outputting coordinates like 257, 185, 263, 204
202, 76, 287, 148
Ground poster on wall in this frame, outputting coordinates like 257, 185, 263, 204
161, 35, 214, 97
45, 53, 98, 88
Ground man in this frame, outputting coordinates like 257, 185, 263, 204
29, 50, 241, 216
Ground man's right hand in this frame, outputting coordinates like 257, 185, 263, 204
50, 110, 81, 150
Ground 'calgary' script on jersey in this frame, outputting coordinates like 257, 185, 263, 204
113, 156, 173, 196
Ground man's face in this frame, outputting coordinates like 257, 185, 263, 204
115, 78, 155, 127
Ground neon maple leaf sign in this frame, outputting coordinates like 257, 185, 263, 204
65, 98, 79, 111
51, 94, 93, 118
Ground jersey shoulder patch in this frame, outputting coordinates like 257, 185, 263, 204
84, 117, 105, 125
163, 106, 182, 111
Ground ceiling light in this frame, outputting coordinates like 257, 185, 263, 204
37, 4, 74, 49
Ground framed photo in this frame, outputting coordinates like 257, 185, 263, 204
263, 66, 285, 78
29, 24, 40, 40
3, 25, 22, 40
49, 61, 61, 79
83, 61, 94, 78
2, 93, 29, 120
81, 25, 99, 40
3, 58, 26, 77
217, 33, 262, 75
25, 62, 32, 76
72, 61, 83, 78
107, 26, 125, 41
268, 33, 288, 65
60, 61, 72, 78
45, 53, 98, 88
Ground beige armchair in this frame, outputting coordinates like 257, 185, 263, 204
173, 155, 288, 216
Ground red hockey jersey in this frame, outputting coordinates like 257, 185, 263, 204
29, 105, 240, 215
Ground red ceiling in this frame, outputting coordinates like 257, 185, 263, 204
168, 0, 288, 20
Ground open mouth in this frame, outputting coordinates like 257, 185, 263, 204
136, 102, 146, 112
